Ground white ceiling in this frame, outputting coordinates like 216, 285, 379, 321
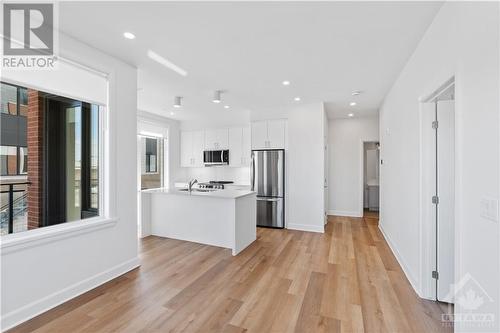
59, 2, 442, 121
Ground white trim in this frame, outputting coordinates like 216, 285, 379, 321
328, 210, 362, 218
287, 223, 324, 233
359, 139, 380, 217
378, 223, 422, 298
0, 257, 140, 331
0, 217, 118, 255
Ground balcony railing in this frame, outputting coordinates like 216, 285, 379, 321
0, 181, 29, 235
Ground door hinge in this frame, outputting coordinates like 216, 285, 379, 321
432, 196, 439, 204
432, 121, 439, 129
432, 270, 439, 279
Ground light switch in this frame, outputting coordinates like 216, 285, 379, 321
481, 197, 499, 222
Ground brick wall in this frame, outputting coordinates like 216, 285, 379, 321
27, 89, 43, 230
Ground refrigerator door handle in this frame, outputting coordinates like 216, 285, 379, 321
250, 153, 255, 191
256, 197, 280, 202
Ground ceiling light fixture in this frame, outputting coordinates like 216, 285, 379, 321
350, 102, 357, 106
294, 97, 301, 101
224, 105, 230, 109
348, 113, 354, 117
170, 111, 175, 116
282, 80, 290, 86
123, 32, 136, 40
213, 90, 222, 103
147, 50, 188, 77
173, 96, 182, 108
351, 91, 361, 96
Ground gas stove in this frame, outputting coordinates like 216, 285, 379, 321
198, 181, 234, 190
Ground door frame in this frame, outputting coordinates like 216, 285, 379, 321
358, 139, 380, 218
418, 77, 459, 300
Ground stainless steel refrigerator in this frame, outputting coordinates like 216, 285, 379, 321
251, 149, 284, 228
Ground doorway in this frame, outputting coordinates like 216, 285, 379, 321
421, 79, 455, 303
363, 141, 380, 216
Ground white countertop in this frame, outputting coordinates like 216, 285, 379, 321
142, 187, 256, 199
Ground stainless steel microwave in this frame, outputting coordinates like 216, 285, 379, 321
203, 150, 229, 166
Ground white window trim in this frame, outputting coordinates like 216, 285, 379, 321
0, 217, 118, 255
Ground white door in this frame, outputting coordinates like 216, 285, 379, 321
241, 126, 251, 165
436, 100, 455, 303
229, 127, 243, 167
267, 119, 285, 149
180, 131, 193, 167
192, 130, 205, 167
216, 128, 229, 149
251, 121, 268, 149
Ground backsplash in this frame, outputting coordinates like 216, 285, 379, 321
177, 166, 251, 185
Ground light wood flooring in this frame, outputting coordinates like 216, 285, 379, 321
8, 214, 452, 333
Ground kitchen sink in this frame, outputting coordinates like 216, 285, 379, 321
177, 188, 216, 193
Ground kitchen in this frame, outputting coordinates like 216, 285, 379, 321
139, 118, 290, 254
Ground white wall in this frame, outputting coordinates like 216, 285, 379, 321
379, 2, 499, 331
252, 103, 326, 233
328, 116, 379, 217
0, 33, 138, 330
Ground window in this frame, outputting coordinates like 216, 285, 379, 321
1, 81, 105, 235
140, 136, 164, 190
1, 83, 17, 115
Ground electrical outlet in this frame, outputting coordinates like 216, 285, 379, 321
481, 197, 499, 222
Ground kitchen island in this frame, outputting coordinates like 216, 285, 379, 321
141, 188, 256, 255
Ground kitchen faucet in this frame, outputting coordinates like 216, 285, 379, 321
188, 179, 198, 192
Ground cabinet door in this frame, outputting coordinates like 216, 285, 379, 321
180, 131, 193, 167
204, 129, 218, 150
216, 128, 229, 149
192, 130, 205, 167
251, 121, 268, 149
267, 119, 286, 149
228, 127, 243, 167
241, 126, 251, 165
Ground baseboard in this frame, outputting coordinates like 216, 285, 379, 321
328, 210, 362, 218
287, 223, 324, 233
1, 257, 140, 332
378, 223, 421, 297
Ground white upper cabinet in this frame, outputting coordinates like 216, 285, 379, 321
241, 126, 251, 165
192, 130, 205, 167
251, 119, 286, 149
180, 130, 205, 167
180, 131, 193, 167
267, 119, 286, 149
251, 121, 268, 149
205, 128, 229, 150
228, 126, 251, 167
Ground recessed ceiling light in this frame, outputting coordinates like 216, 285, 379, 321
350, 102, 357, 106
294, 97, 301, 101
224, 105, 230, 109
352, 91, 361, 96
282, 80, 290, 86
173, 96, 182, 108
123, 32, 136, 40
170, 111, 175, 116
213, 90, 222, 103
147, 50, 188, 77
348, 113, 354, 117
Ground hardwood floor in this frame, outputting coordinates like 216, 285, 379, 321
8, 215, 452, 333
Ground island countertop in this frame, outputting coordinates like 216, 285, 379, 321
142, 187, 256, 199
